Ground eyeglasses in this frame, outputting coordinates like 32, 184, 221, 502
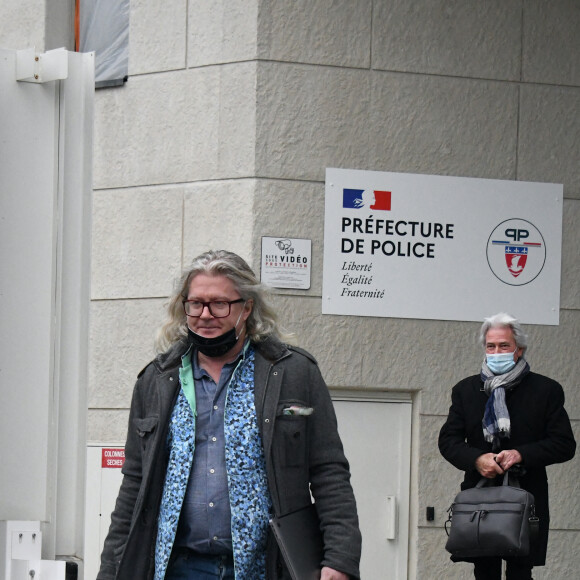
182, 298, 244, 318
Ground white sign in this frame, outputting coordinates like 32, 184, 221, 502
323, 168, 563, 325
261, 237, 312, 289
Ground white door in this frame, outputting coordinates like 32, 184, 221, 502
332, 394, 412, 580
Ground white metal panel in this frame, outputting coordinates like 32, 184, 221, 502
0, 48, 60, 523
53, 49, 94, 558
0, 47, 94, 561
0, 521, 42, 580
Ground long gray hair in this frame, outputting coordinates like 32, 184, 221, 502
479, 312, 528, 354
155, 250, 288, 353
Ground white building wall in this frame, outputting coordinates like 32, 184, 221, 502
0, 0, 46, 50
2, 1, 579, 578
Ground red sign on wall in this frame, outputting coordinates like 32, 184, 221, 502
102, 448, 125, 468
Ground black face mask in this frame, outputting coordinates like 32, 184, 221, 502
187, 326, 239, 358
187, 300, 246, 357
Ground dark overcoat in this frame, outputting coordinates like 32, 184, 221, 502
97, 336, 361, 580
438, 371, 576, 566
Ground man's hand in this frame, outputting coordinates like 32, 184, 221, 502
475, 452, 504, 478
320, 566, 349, 580
495, 449, 522, 472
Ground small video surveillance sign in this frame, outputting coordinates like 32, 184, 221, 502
261, 237, 312, 290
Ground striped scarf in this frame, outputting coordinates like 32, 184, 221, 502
481, 358, 530, 451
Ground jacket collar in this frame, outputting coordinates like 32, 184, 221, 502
254, 335, 291, 362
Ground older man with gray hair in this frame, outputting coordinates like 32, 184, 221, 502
439, 312, 575, 580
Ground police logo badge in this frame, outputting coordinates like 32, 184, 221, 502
504, 245, 528, 277
486, 219, 546, 286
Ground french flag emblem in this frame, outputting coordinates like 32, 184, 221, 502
343, 189, 391, 210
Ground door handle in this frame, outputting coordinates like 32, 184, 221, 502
386, 495, 397, 540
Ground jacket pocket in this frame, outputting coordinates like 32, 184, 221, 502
134, 416, 158, 437
276, 400, 309, 467
276, 400, 313, 418
133, 416, 158, 452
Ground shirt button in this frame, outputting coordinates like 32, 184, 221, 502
213, 536, 218, 541
214, 405, 218, 410
211, 436, 217, 442
209, 502, 214, 507
210, 468, 215, 474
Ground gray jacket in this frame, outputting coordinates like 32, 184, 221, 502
98, 337, 361, 580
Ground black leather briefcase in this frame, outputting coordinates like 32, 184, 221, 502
445, 471, 539, 558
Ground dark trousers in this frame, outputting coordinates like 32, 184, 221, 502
473, 557, 533, 580
165, 549, 235, 580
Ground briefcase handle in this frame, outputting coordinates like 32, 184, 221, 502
474, 469, 520, 489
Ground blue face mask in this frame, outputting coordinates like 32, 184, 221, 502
486, 349, 517, 375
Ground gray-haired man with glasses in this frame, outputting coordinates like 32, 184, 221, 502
98, 249, 361, 580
